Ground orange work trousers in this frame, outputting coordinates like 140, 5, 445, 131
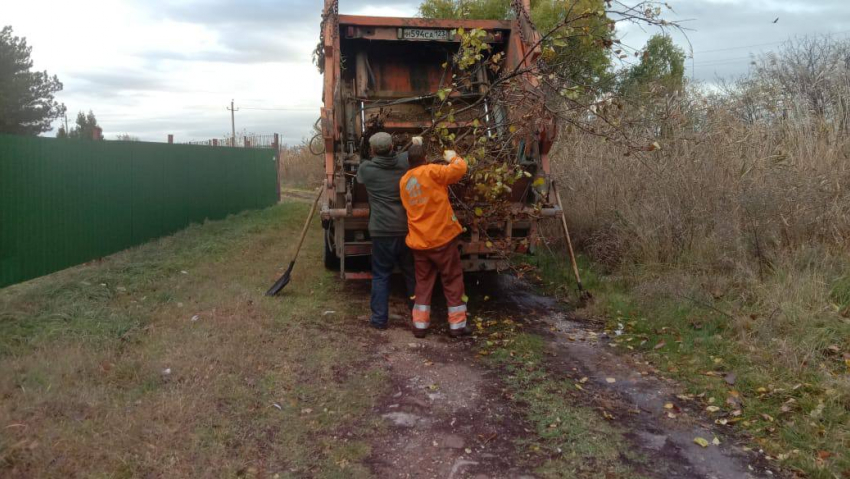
411, 237, 467, 331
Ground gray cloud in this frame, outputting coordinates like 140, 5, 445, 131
96, 109, 318, 145
658, 0, 850, 81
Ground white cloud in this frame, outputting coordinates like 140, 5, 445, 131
5, 0, 849, 142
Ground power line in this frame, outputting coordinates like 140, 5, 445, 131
239, 107, 316, 111
694, 29, 850, 55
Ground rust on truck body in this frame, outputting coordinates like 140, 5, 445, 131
318, 0, 559, 279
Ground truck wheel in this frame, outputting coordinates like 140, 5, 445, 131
324, 227, 340, 270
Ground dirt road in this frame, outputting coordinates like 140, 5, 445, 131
0, 200, 781, 478
354, 275, 778, 479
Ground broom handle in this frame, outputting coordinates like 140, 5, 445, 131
553, 181, 584, 291
292, 186, 324, 262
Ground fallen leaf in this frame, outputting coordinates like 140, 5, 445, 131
653, 341, 666, 350
817, 450, 832, 460
462, 294, 469, 303
706, 406, 721, 413
724, 372, 737, 385
712, 437, 721, 446
301, 408, 313, 414
579, 377, 589, 383
726, 390, 742, 408
664, 403, 675, 409
694, 437, 710, 448
606, 377, 616, 383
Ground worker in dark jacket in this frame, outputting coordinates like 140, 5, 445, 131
356, 132, 416, 330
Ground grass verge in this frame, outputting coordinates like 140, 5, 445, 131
473, 317, 648, 478
0, 203, 386, 478
526, 250, 850, 478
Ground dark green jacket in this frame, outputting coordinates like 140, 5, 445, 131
356, 152, 409, 237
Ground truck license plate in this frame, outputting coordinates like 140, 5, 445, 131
402, 28, 450, 41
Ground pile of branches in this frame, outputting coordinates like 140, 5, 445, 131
404, 1, 681, 245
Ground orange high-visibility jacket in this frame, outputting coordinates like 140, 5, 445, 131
399, 156, 468, 250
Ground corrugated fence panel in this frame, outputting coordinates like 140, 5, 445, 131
0, 134, 278, 288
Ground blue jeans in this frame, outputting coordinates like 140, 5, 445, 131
370, 236, 416, 327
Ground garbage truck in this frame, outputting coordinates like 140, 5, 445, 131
317, 0, 560, 279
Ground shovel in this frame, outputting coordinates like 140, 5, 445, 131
266, 186, 324, 296
552, 181, 592, 304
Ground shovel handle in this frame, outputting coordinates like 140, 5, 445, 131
553, 181, 584, 291
291, 186, 324, 263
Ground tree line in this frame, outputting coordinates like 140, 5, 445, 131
0, 25, 137, 140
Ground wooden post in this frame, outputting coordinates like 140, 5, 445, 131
212, 139, 219, 147
167, 134, 174, 144
244, 136, 249, 148
273, 133, 281, 202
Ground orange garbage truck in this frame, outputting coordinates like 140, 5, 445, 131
316, 0, 560, 279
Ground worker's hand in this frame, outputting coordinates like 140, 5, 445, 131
443, 150, 458, 162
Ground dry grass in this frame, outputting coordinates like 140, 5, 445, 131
279, 141, 325, 189
0, 204, 384, 478
547, 96, 850, 476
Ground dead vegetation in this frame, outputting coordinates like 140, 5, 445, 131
547, 36, 850, 477
279, 140, 325, 189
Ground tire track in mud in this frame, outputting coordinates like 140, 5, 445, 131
348, 276, 779, 478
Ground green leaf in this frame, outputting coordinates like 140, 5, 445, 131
533, 178, 546, 187
693, 437, 710, 448
474, 207, 483, 217
461, 294, 469, 303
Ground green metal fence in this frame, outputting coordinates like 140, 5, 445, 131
0, 134, 278, 288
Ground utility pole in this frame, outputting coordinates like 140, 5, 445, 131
227, 99, 239, 146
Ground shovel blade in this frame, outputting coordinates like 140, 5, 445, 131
266, 261, 295, 296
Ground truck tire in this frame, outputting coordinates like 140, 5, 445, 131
324, 227, 340, 271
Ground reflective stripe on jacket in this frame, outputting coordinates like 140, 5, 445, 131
399, 156, 468, 250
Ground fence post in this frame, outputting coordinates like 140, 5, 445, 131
213, 139, 219, 147
244, 136, 249, 148
273, 133, 281, 202
168, 134, 174, 144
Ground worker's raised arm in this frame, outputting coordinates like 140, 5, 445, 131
431, 150, 468, 186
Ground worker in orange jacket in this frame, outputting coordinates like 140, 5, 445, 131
399, 141, 471, 338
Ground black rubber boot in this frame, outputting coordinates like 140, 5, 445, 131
449, 325, 473, 338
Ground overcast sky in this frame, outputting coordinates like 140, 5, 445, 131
5, 0, 849, 144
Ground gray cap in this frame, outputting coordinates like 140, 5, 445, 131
369, 132, 393, 154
